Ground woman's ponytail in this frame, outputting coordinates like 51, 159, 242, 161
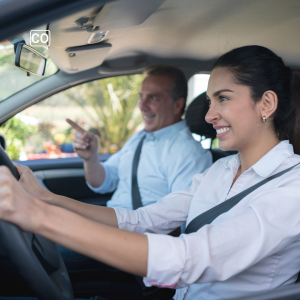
288, 69, 300, 154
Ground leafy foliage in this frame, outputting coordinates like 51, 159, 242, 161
65, 75, 144, 148
0, 117, 36, 160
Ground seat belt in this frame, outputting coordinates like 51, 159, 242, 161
132, 135, 179, 298
185, 162, 300, 234
131, 135, 146, 210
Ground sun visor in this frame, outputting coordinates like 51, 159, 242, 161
92, 0, 166, 31
66, 43, 111, 72
98, 54, 148, 75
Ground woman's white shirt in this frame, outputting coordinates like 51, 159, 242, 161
114, 140, 300, 300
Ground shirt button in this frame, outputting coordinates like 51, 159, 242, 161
124, 177, 127, 180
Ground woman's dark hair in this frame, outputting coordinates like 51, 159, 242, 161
213, 45, 300, 154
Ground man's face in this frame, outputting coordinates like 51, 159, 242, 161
139, 75, 183, 132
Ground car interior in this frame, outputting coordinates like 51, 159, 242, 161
1, 0, 300, 299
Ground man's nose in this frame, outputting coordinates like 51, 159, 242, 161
205, 104, 220, 124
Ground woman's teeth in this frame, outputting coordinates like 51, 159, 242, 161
216, 127, 231, 134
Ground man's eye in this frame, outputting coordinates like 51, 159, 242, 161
206, 99, 211, 107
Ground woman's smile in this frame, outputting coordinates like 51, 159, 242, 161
215, 126, 231, 138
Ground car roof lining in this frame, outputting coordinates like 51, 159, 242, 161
49, 0, 300, 75
0, 0, 110, 42
1, 0, 300, 122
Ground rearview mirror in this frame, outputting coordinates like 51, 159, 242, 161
15, 43, 47, 76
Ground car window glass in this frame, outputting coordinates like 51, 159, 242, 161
0, 74, 144, 161
186, 74, 212, 149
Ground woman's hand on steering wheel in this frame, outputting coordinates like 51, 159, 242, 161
0, 165, 42, 232
14, 163, 53, 204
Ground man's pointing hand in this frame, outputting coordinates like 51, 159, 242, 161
66, 118, 99, 161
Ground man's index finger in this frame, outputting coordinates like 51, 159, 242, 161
66, 118, 85, 133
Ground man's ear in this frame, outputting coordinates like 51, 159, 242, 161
174, 97, 185, 115
260, 91, 278, 120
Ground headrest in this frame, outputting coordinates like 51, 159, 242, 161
185, 92, 216, 139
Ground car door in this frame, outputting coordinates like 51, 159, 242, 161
6, 74, 144, 206
18, 155, 114, 206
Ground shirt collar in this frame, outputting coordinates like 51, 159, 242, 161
225, 153, 240, 174
225, 140, 294, 178
143, 120, 187, 141
251, 140, 294, 177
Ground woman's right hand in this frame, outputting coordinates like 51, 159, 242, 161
66, 118, 99, 161
0, 166, 43, 233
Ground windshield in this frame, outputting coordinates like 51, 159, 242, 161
0, 27, 58, 102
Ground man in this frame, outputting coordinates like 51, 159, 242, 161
68, 65, 212, 209
63, 65, 212, 299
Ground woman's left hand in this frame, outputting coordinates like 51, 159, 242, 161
0, 166, 41, 232
0, 166, 148, 278
14, 163, 54, 204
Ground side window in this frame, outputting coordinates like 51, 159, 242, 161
187, 74, 210, 106
1, 75, 144, 161
186, 74, 215, 149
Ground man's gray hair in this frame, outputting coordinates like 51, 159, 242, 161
144, 65, 187, 115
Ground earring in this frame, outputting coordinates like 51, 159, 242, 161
262, 116, 266, 122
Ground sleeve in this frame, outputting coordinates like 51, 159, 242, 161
143, 185, 300, 289
86, 151, 121, 194
114, 172, 204, 234
87, 132, 141, 194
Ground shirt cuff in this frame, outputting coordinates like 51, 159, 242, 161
143, 233, 185, 289
86, 163, 111, 193
114, 207, 142, 231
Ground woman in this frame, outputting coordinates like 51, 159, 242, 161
1, 45, 300, 300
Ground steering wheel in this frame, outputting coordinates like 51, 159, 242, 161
0, 145, 74, 300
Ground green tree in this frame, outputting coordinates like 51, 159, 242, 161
65, 75, 144, 147
0, 117, 36, 160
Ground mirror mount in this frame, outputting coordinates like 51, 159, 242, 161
13, 38, 25, 54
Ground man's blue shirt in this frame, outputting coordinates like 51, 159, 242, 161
87, 120, 212, 209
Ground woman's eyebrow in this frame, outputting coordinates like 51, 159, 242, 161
213, 89, 234, 97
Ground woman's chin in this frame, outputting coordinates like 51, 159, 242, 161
218, 140, 237, 152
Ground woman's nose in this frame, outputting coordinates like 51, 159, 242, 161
205, 104, 220, 124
